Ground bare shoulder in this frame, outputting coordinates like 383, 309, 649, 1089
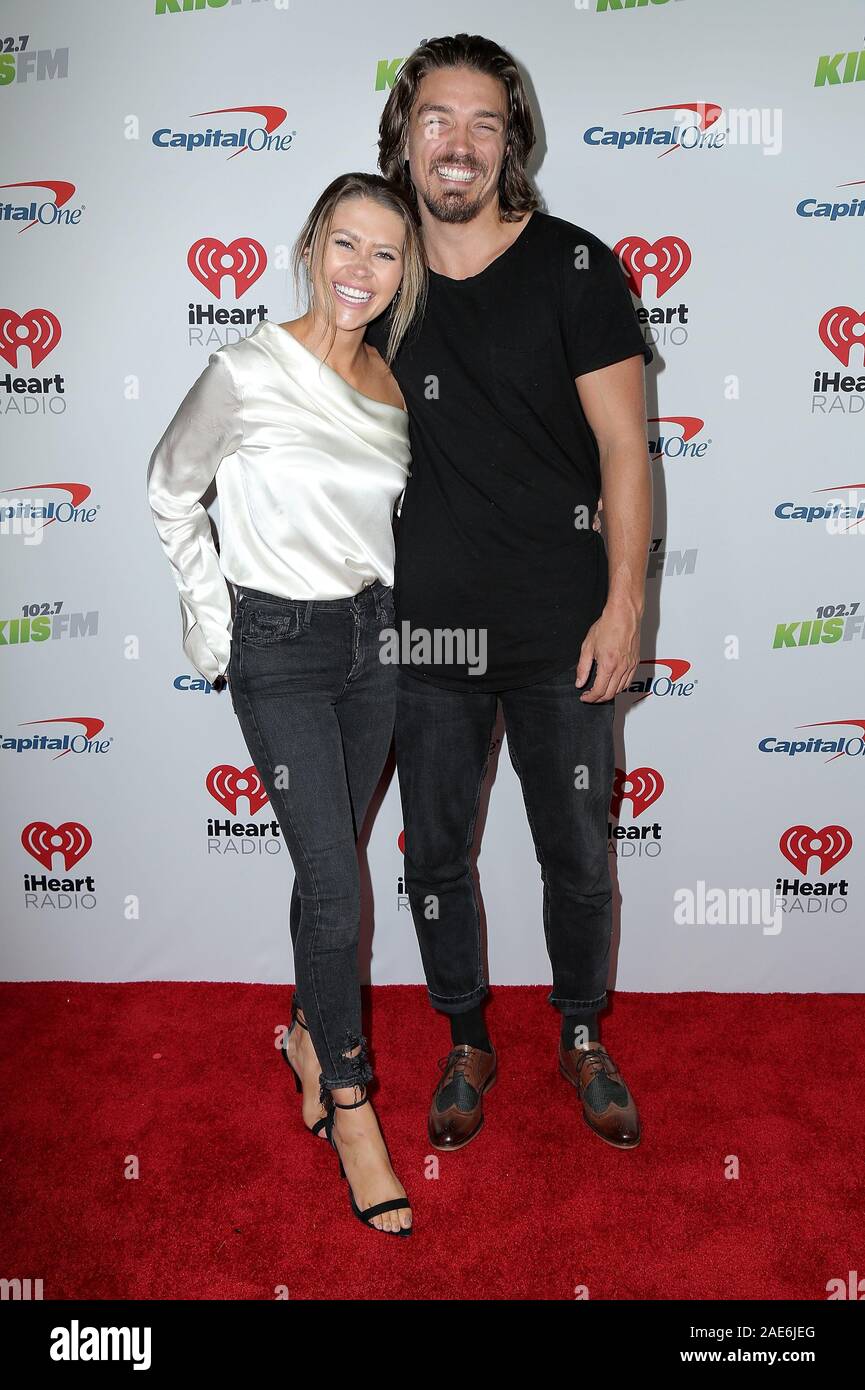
363, 341, 407, 412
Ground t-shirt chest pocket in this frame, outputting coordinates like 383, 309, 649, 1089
489, 332, 561, 418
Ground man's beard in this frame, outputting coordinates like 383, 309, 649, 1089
417, 163, 495, 224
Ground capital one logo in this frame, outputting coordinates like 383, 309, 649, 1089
0, 309, 62, 368
614, 236, 691, 296
586, 102, 724, 158
153, 105, 291, 159
21, 821, 92, 869
779, 824, 852, 874
818, 306, 865, 366
0, 482, 93, 533
0, 179, 78, 234
627, 658, 696, 700
611, 767, 665, 818
625, 101, 723, 156
188, 237, 267, 297
206, 764, 268, 815
648, 416, 709, 462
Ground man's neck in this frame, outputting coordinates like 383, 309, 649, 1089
419, 202, 533, 282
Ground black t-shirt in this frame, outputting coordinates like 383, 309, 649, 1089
365, 210, 653, 692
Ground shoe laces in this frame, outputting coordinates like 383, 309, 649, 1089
575, 1045, 614, 1080
436, 1046, 474, 1084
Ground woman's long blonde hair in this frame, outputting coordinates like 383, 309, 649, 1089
291, 173, 427, 365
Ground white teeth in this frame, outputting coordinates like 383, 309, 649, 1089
436, 165, 476, 182
333, 282, 372, 301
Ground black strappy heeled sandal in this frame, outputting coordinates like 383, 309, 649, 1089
323, 1089, 413, 1237
280, 997, 327, 1139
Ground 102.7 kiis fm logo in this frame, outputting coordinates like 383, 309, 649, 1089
772, 600, 865, 649
0, 31, 67, 86
646, 536, 697, 580
155, 0, 285, 12
0, 601, 98, 647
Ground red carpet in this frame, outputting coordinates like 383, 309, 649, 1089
1, 984, 862, 1300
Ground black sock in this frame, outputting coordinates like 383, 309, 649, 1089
450, 1005, 492, 1053
561, 1010, 599, 1048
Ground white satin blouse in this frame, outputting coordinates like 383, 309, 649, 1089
146, 320, 411, 683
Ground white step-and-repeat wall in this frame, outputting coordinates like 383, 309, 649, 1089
3, 0, 863, 991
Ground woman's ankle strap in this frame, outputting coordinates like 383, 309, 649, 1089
330, 1090, 369, 1110
291, 996, 310, 1031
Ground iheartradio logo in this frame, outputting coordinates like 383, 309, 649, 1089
818, 307, 865, 367
0, 309, 62, 368
21, 821, 92, 869
206, 764, 268, 815
779, 824, 852, 874
188, 237, 267, 297
611, 767, 665, 818
613, 236, 691, 297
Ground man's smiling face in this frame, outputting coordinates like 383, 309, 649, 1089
403, 65, 510, 224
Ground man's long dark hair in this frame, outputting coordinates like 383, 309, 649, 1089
378, 33, 539, 225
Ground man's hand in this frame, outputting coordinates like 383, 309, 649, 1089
575, 598, 640, 703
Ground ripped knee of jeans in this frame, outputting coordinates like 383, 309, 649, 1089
318, 1030, 373, 1106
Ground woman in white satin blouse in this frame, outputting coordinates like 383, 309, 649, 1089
147, 173, 427, 1237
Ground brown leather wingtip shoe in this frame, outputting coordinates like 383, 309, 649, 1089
428, 1044, 497, 1152
559, 1042, 641, 1149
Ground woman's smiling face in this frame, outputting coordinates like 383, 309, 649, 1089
314, 195, 406, 327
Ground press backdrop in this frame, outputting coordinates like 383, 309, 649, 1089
2, 0, 863, 992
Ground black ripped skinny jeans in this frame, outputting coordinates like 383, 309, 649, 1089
227, 580, 396, 1095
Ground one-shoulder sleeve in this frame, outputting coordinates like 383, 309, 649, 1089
146, 351, 243, 683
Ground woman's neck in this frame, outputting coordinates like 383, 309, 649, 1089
279, 311, 368, 377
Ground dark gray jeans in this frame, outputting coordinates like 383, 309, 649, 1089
227, 579, 396, 1093
394, 664, 616, 1016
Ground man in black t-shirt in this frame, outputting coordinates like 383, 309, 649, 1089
367, 34, 653, 1152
